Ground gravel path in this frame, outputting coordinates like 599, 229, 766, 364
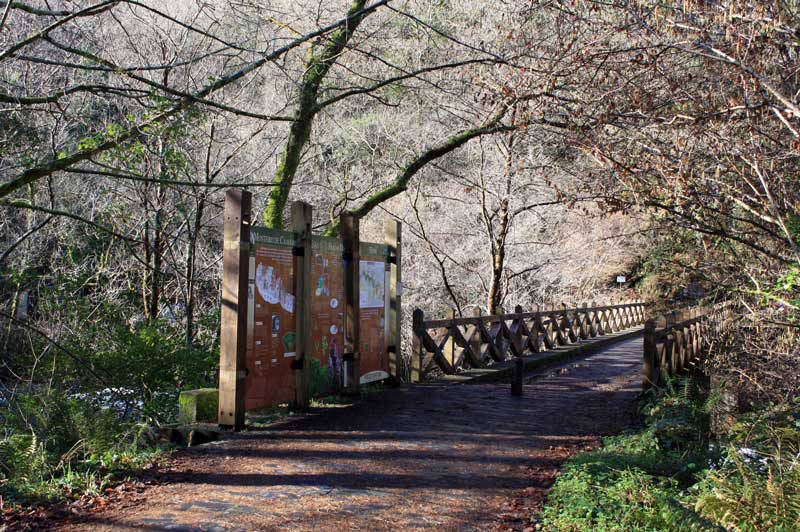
57, 337, 643, 532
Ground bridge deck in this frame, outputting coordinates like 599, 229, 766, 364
62, 337, 644, 532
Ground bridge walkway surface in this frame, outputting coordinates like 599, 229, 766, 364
59, 337, 644, 532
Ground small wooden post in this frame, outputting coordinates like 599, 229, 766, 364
621, 301, 630, 328
539, 305, 555, 350
597, 304, 606, 334
511, 358, 523, 396
291, 201, 312, 411
218, 189, 251, 430
340, 212, 360, 395
385, 219, 402, 379
411, 308, 424, 382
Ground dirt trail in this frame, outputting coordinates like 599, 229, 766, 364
58, 337, 644, 532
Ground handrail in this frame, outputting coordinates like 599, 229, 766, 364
642, 302, 735, 390
411, 300, 647, 382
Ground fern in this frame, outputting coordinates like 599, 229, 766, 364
0, 438, 13, 476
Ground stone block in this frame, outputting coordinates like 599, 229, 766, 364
178, 388, 218, 425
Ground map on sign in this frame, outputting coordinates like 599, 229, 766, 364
359, 260, 385, 308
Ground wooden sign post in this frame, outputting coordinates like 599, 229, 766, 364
218, 195, 399, 422
385, 219, 402, 379
291, 201, 312, 411
340, 212, 360, 395
218, 189, 251, 430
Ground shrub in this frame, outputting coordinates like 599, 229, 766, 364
694, 403, 800, 531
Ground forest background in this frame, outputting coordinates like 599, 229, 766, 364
0, 0, 797, 527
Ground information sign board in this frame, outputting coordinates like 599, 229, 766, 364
359, 242, 389, 376
245, 227, 297, 409
308, 236, 346, 396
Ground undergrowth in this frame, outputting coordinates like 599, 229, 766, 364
540, 378, 800, 532
0, 391, 173, 508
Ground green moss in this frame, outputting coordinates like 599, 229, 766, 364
541, 379, 719, 532
178, 388, 218, 425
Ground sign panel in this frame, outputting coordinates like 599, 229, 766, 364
358, 242, 389, 376
308, 236, 346, 397
239, 232, 391, 409
360, 370, 389, 385
245, 227, 297, 409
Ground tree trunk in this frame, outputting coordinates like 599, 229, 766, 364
263, 0, 370, 228
487, 199, 509, 315
185, 191, 207, 348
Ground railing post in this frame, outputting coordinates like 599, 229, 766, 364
643, 318, 657, 391
514, 304, 525, 354
411, 308, 424, 383
562, 302, 576, 343
528, 305, 537, 352
610, 302, 620, 332
579, 302, 589, 339
665, 331, 676, 378
536, 305, 553, 350
445, 308, 457, 368
471, 307, 482, 361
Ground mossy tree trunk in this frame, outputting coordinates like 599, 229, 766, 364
263, 0, 370, 229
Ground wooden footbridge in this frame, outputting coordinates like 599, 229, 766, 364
412, 300, 732, 389
411, 301, 647, 382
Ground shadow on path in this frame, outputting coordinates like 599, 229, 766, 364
60, 338, 644, 532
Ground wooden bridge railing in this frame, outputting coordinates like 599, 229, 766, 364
411, 300, 647, 382
642, 302, 735, 390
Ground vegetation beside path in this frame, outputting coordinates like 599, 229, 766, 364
539, 379, 800, 532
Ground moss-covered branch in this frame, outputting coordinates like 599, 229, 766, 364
263, 0, 372, 229
0, 0, 390, 200
323, 119, 514, 235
